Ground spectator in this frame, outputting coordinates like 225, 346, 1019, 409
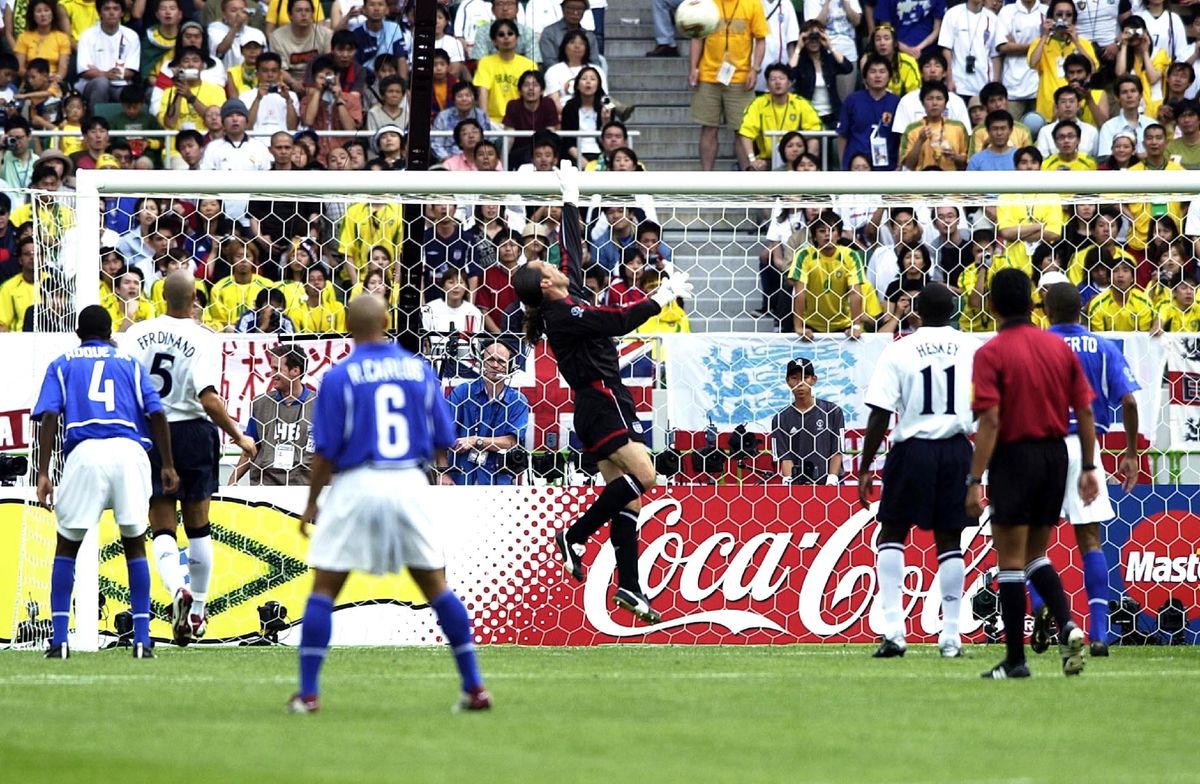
209, 0, 268, 70
152, 22, 228, 117
883, 243, 932, 304
736, 63, 822, 171
1086, 256, 1157, 331
860, 24, 920, 97
1036, 85, 1101, 158
636, 220, 673, 270
169, 128, 206, 170
967, 109, 1017, 170
1, 117, 36, 209
521, 220, 549, 261
241, 51, 300, 134
873, 0, 942, 60
470, 202, 509, 270
646, 0, 683, 57
148, 248, 204, 313
998, 149, 1063, 272
370, 123, 405, 168
476, 228, 522, 329
937, 0, 999, 99
141, 0, 183, 84
867, 205, 925, 295
75, 0, 140, 106
266, 0, 326, 37
969, 82, 1034, 152
108, 84, 163, 163
453, 0, 497, 59
442, 117, 487, 170
276, 237, 320, 307
1157, 275, 1200, 332
837, 54, 900, 171
288, 262, 346, 333
634, 267, 691, 336
337, 198, 403, 284
502, 69, 559, 168
200, 97, 273, 177
1126, 123, 1185, 252
559, 65, 610, 163
208, 239, 274, 331
773, 131, 808, 169
300, 55, 363, 162
1043, 119, 1097, 170
427, 48, 462, 116
270, 0, 332, 89
605, 246, 649, 307
1144, 237, 1188, 310
233, 347, 315, 485
771, 358, 845, 484
422, 268, 490, 375
350, 0, 406, 76
14, 0, 71, 79
107, 265, 154, 332
805, 0, 861, 103
226, 35, 264, 96
792, 21, 854, 130
899, 81, 968, 171
365, 74, 407, 132
541, 0, 600, 68
17, 58, 63, 132
689, 0, 766, 171
1115, 16, 1168, 120
544, 30, 605, 109
0, 236, 34, 331
1167, 100, 1200, 168
1074, 0, 1120, 64
117, 196, 163, 277
432, 82, 493, 162
0, 53, 17, 109
1029, 1, 1099, 123
159, 46, 228, 151
788, 209, 864, 338
931, 205, 970, 286
891, 50, 971, 132
23, 270, 72, 332
422, 202, 480, 301
443, 339, 530, 486
594, 203, 638, 272
1066, 205, 1133, 285
235, 286, 296, 333
473, 0, 538, 64
1137, 0, 1187, 64
1161, 62, 1195, 115
1098, 75, 1154, 157
475, 19, 537, 125
995, 0, 1044, 118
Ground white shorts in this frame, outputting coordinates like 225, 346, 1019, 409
307, 466, 444, 574
1062, 434, 1114, 525
55, 438, 152, 542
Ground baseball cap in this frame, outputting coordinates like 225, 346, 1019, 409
239, 27, 267, 49
95, 153, 120, 170
522, 222, 549, 241
1038, 270, 1071, 289
221, 98, 249, 120
786, 358, 815, 378
373, 124, 404, 145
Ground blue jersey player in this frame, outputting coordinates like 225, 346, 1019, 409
287, 295, 490, 714
33, 306, 179, 659
1039, 282, 1141, 657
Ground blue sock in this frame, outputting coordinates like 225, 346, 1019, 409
1082, 550, 1109, 643
431, 590, 482, 693
1027, 580, 1045, 614
126, 557, 152, 646
298, 594, 333, 698
50, 556, 75, 647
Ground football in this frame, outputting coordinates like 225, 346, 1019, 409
675, 0, 721, 39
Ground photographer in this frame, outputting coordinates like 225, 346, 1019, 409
235, 286, 296, 333
440, 339, 531, 486
1029, 0, 1101, 123
241, 52, 299, 134
791, 21, 854, 130
232, 347, 315, 486
160, 46, 226, 139
300, 54, 363, 163
0, 116, 34, 207
771, 358, 845, 484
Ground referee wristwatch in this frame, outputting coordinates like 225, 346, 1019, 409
965, 474, 983, 488
474, 437, 485, 449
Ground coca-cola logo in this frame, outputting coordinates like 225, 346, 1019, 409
1120, 510, 1200, 613
582, 494, 994, 639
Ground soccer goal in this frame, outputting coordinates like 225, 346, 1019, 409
5, 167, 1200, 652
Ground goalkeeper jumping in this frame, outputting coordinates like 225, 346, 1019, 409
513, 162, 692, 624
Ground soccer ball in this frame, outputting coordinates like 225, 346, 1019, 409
675, 0, 721, 39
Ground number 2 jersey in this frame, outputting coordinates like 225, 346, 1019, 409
864, 326, 980, 443
121, 315, 221, 422
32, 340, 164, 455
312, 341, 455, 472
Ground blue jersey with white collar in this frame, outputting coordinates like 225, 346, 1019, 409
1047, 323, 1140, 435
32, 340, 163, 455
312, 341, 454, 472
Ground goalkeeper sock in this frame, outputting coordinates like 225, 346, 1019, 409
430, 590, 483, 693
1025, 557, 1071, 631
876, 542, 904, 642
1027, 581, 1045, 615
998, 570, 1027, 664
126, 556, 152, 646
152, 530, 185, 597
298, 594, 333, 698
567, 474, 644, 547
937, 549, 964, 641
50, 556, 74, 647
609, 509, 642, 593
1082, 550, 1109, 644
186, 525, 213, 617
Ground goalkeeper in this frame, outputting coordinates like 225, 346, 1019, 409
513, 162, 692, 625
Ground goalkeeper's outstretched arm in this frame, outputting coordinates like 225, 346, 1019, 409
559, 200, 590, 302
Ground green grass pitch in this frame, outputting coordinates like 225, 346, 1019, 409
1, 645, 1197, 784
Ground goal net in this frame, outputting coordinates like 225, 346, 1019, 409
2, 168, 1198, 650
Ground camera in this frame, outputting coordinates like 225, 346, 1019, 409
1, 135, 18, 151
323, 74, 337, 86
179, 68, 200, 80
1053, 18, 1069, 31
0, 453, 28, 483
600, 96, 613, 109
267, 83, 280, 93
1128, 28, 1143, 38
964, 55, 976, 75
499, 446, 529, 475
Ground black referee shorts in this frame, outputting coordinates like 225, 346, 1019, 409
988, 438, 1068, 528
877, 435, 973, 532
574, 381, 644, 459
148, 419, 220, 502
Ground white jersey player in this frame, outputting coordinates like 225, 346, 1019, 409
121, 271, 257, 645
857, 283, 980, 659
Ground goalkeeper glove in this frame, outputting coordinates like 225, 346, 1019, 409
557, 159, 580, 205
651, 270, 693, 307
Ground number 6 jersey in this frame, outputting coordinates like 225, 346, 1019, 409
122, 316, 221, 422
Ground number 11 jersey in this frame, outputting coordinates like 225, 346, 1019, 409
122, 316, 221, 423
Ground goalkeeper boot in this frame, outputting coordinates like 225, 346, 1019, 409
1060, 621, 1086, 676
872, 636, 906, 658
43, 642, 69, 659
171, 588, 194, 647
1030, 605, 1053, 654
132, 641, 155, 659
455, 686, 493, 713
1090, 641, 1110, 657
981, 659, 1031, 679
613, 588, 661, 624
285, 694, 319, 714
555, 532, 585, 582
189, 613, 208, 641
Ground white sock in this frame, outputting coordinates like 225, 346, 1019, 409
938, 550, 965, 642
877, 543, 905, 642
152, 533, 185, 597
187, 532, 213, 617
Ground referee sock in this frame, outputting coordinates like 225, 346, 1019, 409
998, 570, 1028, 664
875, 543, 905, 642
50, 556, 74, 647
610, 509, 642, 593
430, 590, 483, 693
186, 525, 213, 617
126, 557, 152, 646
151, 530, 185, 598
937, 550, 964, 641
1025, 557, 1072, 632
298, 594, 334, 698
1082, 550, 1110, 644
567, 474, 645, 546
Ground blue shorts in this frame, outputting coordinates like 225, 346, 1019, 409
877, 435, 973, 532
149, 419, 220, 502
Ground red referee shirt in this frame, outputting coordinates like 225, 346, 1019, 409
971, 319, 1095, 444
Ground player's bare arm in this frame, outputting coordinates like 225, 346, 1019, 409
1119, 393, 1140, 492
966, 406, 1000, 518
1075, 405, 1100, 505
200, 388, 258, 458
300, 453, 334, 537
857, 406, 892, 509
35, 411, 58, 509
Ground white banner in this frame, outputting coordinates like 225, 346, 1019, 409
1165, 335, 1200, 451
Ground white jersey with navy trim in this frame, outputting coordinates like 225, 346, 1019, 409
121, 315, 221, 423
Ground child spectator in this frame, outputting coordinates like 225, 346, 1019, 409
208, 239, 274, 331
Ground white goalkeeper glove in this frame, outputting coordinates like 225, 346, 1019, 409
651, 270, 693, 307
824, 474, 840, 486
557, 159, 580, 205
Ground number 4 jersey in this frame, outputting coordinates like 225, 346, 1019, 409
121, 316, 221, 422
864, 326, 980, 443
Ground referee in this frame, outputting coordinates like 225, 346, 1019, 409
968, 269, 1099, 679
